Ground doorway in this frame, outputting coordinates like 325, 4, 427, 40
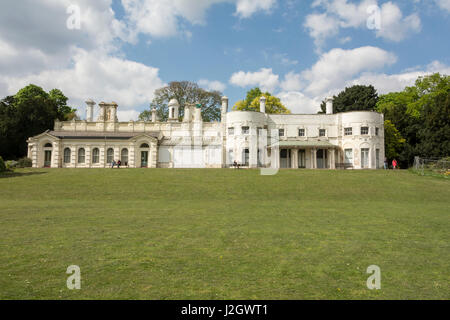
280, 149, 291, 168
298, 150, 306, 168
141, 151, 149, 167
316, 149, 328, 169
44, 150, 52, 167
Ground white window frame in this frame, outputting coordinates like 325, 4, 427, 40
361, 127, 369, 135
344, 127, 352, 136
298, 128, 305, 137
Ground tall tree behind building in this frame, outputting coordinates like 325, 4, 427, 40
139, 81, 222, 122
319, 85, 379, 113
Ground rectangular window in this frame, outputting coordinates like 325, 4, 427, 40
242, 149, 249, 166
361, 127, 369, 135
344, 127, 352, 136
242, 126, 249, 135
279, 129, 285, 137
228, 127, 234, 135
298, 128, 305, 137
319, 129, 326, 137
375, 127, 379, 136
344, 149, 353, 164
376, 149, 380, 169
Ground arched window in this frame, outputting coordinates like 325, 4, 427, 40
140, 143, 150, 148
63, 148, 71, 164
78, 148, 85, 163
121, 148, 128, 164
44, 143, 52, 148
92, 148, 99, 164
107, 148, 114, 164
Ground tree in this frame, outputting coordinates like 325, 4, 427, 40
383, 120, 406, 160
140, 81, 223, 122
233, 88, 291, 114
377, 73, 450, 166
138, 110, 152, 122
319, 85, 378, 113
0, 84, 74, 159
49, 89, 77, 120
416, 79, 450, 158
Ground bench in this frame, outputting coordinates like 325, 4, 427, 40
336, 163, 354, 170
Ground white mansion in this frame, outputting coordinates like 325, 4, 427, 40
27, 97, 385, 169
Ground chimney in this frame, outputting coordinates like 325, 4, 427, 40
325, 97, 333, 114
194, 104, 202, 122
85, 99, 95, 122
221, 96, 228, 115
260, 95, 266, 113
151, 107, 157, 122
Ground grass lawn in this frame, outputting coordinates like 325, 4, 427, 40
0, 168, 448, 300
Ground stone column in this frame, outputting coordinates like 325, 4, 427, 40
85, 147, 91, 168
291, 149, 298, 169
71, 146, 76, 168
312, 149, 317, 169
249, 127, 258, 168
330, 149, 336, 169
52, 141, 60, 168
129, 145, 135, 168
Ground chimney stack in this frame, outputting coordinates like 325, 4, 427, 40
151, 107, 157, 122
260, 95, 266, 113
221, 96, 228, 116
85, 99, 95, 122
325, 97, 333, 114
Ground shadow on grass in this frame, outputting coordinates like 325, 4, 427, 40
0, 171, 47, 179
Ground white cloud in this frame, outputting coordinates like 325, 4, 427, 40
0, 49, 164, 118
277, 91, 321, 114
229, 46, 450, 115
436, 0, 450, 12
235, 0, 277, 18
198, 79, 227, 92
280, 72, 302, 91
301, 46, 397, 96
121, 0, 278, 38
229, 68, 279, 92
304, 13, 340, 50
347, 60, 450, 94
375, 2, 421, 42
305, 0, 421, 51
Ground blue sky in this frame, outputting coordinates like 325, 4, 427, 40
0, 0, 449, 119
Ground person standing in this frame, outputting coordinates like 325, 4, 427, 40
392, 159, 398, 170
384, 157, 388, 170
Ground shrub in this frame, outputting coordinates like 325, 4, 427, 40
6, 160, 18, 169
17, 157, 32, 168
0, 157, 6, 172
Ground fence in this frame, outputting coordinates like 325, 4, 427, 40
413, 156, 450, 177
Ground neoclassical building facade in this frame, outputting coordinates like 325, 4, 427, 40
27, 97, 385, 169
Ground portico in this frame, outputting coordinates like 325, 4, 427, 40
273, 141, 338, 169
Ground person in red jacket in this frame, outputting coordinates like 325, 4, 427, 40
392, 159, 398, 170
